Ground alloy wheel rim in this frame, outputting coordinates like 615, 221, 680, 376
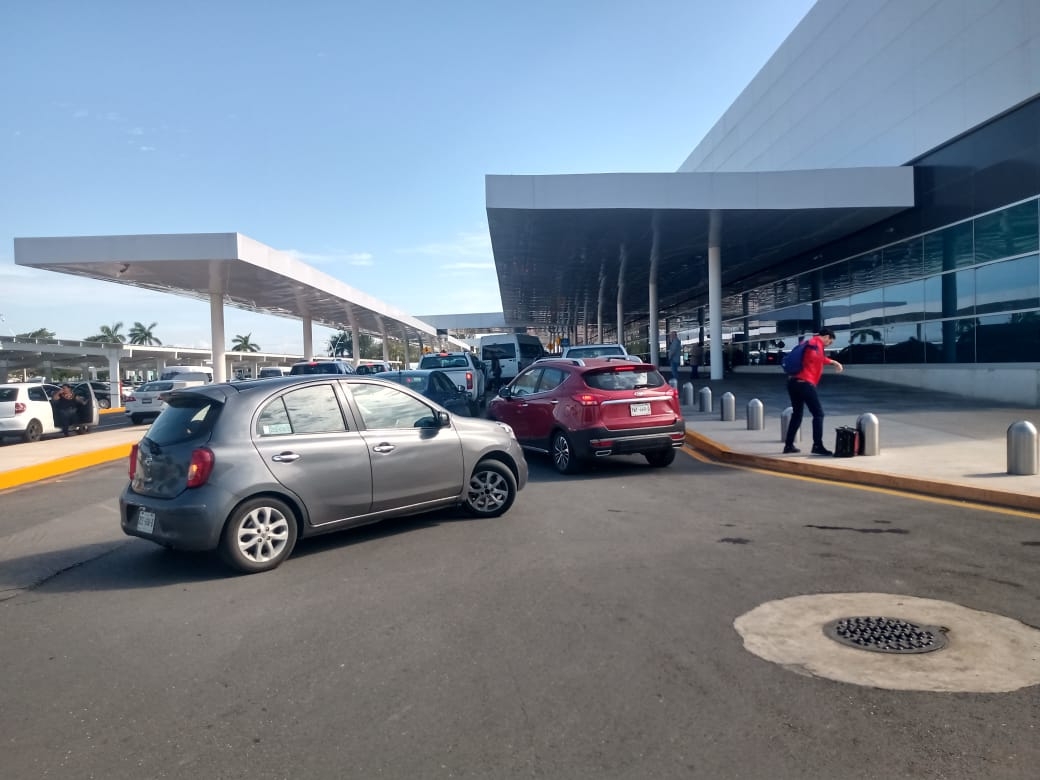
469, 470, 508, 511
236, 506, 290, 563
553, 435, 570, 470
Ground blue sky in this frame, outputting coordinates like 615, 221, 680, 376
0, 0, 815, 354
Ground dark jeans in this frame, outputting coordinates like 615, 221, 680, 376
786, 378, 825, 448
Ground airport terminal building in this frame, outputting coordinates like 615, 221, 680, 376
486, 0, 1040, 403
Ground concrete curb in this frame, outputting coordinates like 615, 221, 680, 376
0, 443, 133, 491
683, 430, 1040, 514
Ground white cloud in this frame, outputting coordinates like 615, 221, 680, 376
441, 261, 493, 270
128, 127, 145, 136
399, 231, 491, 259
139, 146, 156, 152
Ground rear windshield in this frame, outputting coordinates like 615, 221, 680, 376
290, 363, 347, 375
419, 356, 470, 369
0, 388, 17, 402
584, 367, 666, 391
139, 381, 174, 392
482, 345, 515, 360
146, 395, 222, 446
567, 346, 625, 358
518, 341, 544, 360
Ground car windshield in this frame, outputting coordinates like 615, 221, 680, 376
584, 367, 666, 391
569, 346, 624, 358
146, 395, 222, 445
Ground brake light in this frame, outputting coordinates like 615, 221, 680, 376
126, 394, 137, 403
186, 447, 215, 488
14, 402, 26, 414
572, 393, 600, 406
465, 371, 473, 390
128, 443, 139, 481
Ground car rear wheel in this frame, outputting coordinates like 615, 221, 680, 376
552, 430, 582, 474
219, 497, 298, 574
645, 448, 676, 468
97, 397, 111, 409
463, 459, 517, 517
22, 419, 43, 443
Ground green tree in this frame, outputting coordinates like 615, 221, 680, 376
87, 322, 126, 343
16, 328, 56, 339
231, 333, 260, 352
327, 330, 352, 357
128, 321, 162, 346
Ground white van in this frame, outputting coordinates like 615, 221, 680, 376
159, 365, 214, 383
479, 333, 545, 381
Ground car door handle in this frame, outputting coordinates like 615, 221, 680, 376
271, 452, 301, 463
372, 443, 395, 453
550, 399, 559, 404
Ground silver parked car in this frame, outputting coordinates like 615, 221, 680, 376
119, 376, 528, 573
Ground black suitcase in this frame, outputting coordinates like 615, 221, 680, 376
834, 426, 858, 458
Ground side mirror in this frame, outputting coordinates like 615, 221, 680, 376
498, 386, 512, 399
457, 384, 466, 392
437, 410, 450, 427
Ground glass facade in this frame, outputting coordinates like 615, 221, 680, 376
726, 198, 1040, 365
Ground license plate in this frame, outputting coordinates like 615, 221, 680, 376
630, 402, 651, 416
137, 508, 155, 533
141, 399, 152, 404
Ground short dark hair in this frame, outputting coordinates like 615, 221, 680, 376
818, 327, 836, 339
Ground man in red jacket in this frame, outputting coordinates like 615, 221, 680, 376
783, 327, 844, 455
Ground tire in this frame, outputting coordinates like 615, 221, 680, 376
130, 414, 143, 425
97, 397, 111, 409
219, 497, 298, 574
22, 419, 43, 443
551, 430, 582, 474
463, 459, 517, 517
645, 448, 677, 468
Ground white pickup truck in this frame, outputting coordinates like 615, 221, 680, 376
417, 351, 486, 412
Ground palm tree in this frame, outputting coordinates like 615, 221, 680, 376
128, 321, 162, 346
327, 330, 352, 357
231, 333, 261, 352
87, 322, 126, 343
16, 328, 55, 339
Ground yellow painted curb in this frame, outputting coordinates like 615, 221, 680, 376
683, 429, 1040, 514
0, 443, 133, 491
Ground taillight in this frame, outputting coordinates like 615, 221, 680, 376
572, 392, 602, 425
186, 447, 215, 488
14, 402, 26, 414
128, 443, 139, 481
572, 393, 601, 406
126, 394, 137, 403
465, 371, 473, 390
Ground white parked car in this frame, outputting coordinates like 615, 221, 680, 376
124, 379, 196, 425
559, 343, 642, 362
0, 382, 100, 442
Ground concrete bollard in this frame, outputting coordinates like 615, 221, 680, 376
856, 412, 880, 456
1007, 420, 1038, 475
747, 398, 764, 430
720, 392, 735, 421
698, 386, 712, 413
681, 381, 694, 406
780, 406, 801, 443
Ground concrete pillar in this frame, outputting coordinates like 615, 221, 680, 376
209, 291, 227, 383
708, 244, 723, 381
616, 244, 627, 348
302, 316, 313, 360
649, 232, 659, 368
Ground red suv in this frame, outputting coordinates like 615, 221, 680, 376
487, 357, 685, 474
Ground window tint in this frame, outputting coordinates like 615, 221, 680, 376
584, 368, 666, 391
482, 344, 516, 360
148, 396, 221, 445
431, 372, 455, 393
0, 388, 16, 402
350, 382, 433, 429
537, 367, 567, 391
27, 386, 49, 402
518, 340, 544, 360
290, 362, 351, 375
257, 385, 346, 436
509, 368, 542, 397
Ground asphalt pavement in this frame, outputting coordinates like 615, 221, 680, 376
4, 372, 1040, 513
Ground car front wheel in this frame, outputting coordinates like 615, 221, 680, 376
645, 448, 677, 467
463, 459, 517, 517
552, 430, 582, 474
219, 497, 299, 574
97, 397, 111, 409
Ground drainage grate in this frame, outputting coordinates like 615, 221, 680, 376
823, 616, 948, 654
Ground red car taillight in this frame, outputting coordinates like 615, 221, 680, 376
126, 394, 137, 402
186, 447, 215, 488
14, 402, 26, 414
572, 392, 604, 425
128, 443, 139, 481
465, 371, 473, 390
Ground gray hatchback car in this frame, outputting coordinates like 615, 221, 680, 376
119, 376, 528, 573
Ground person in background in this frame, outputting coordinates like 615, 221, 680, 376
667, 331, 681, 382
783, 327, 844, 455
50, 383, 84, 437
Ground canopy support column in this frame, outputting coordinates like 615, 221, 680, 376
209, 291, 227, 383
616, 244, 627, 347
302, 316, 313, 360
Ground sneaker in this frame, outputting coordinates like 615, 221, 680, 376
811, 445, 833, 456
782, 444, 800, 454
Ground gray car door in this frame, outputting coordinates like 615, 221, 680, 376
346, 381, 464, 512
252, 382, 373, 527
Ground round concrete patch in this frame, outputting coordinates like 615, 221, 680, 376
734, 593, 1040, 692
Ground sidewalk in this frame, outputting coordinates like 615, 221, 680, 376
677, 368, 1040, 514
3, 373, 1040, 514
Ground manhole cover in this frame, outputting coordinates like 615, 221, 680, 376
823, 616, 948, 654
